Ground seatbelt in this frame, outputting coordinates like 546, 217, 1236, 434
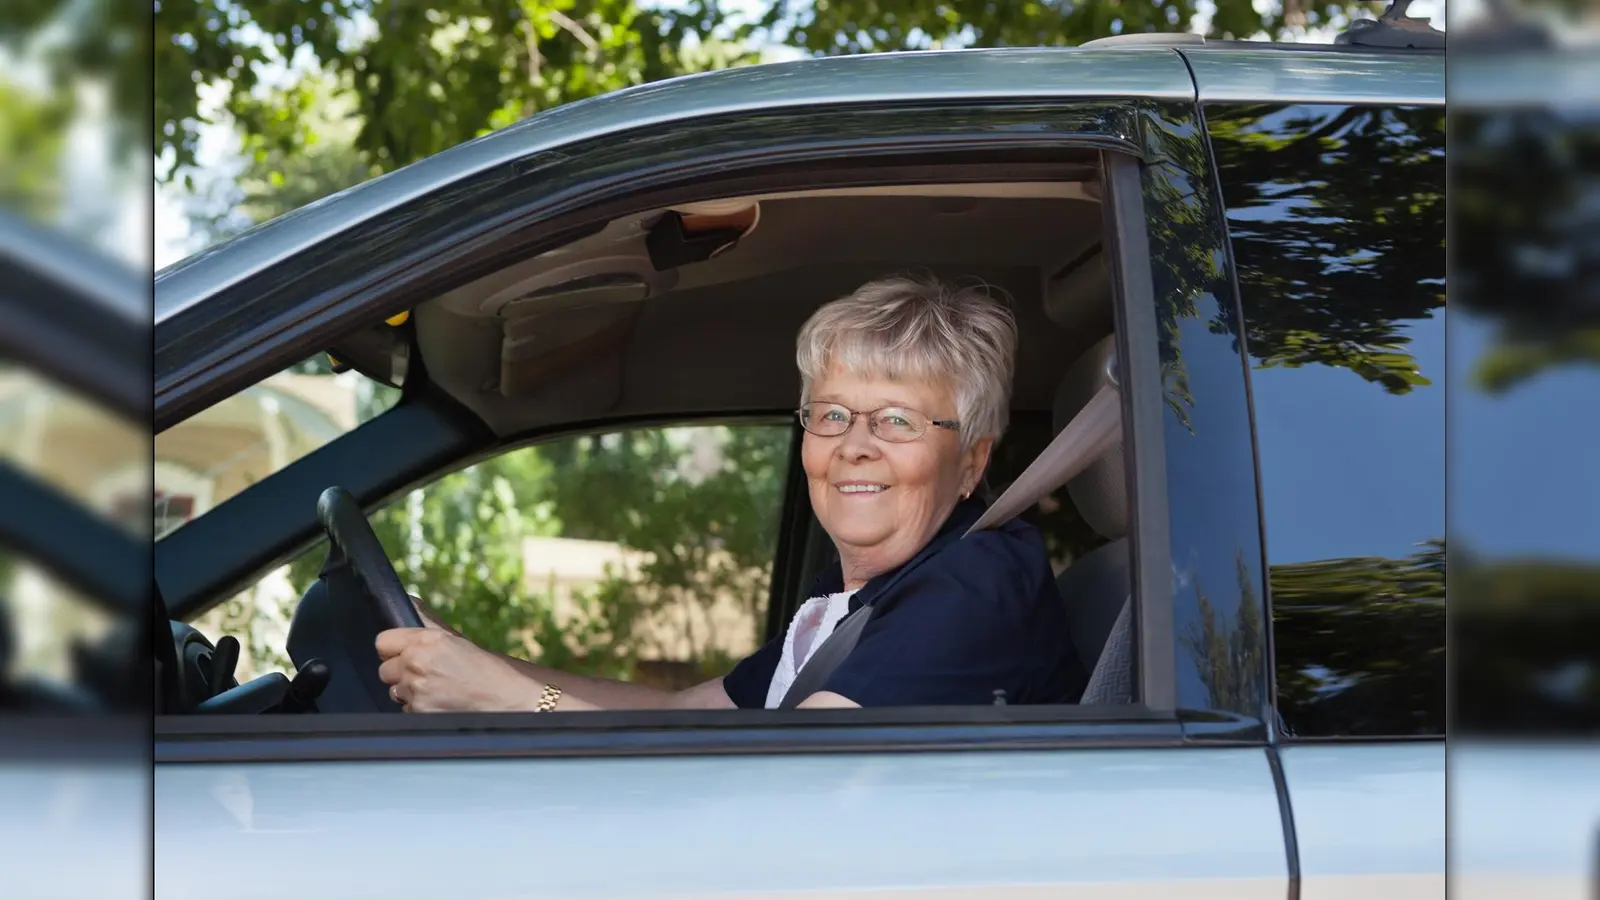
777, 382, 1121, 707
777, 602, 874, 709
967, 383, 1121, 534
777, 516, 962, 708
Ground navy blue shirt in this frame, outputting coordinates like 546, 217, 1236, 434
723, 498, 1088, 708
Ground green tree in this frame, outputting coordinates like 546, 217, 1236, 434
148, 0, 1392, 182
1181, 550, 1267, 714
0, 0, 149, 159
1207, 103, 1447, 396
768, 0, 1380, 54
152, 0, 759, 179
1451, 548, 1600, 733
0, 80, 71, 222
273, 424, 791, 683
1270, 539, 1445, 736
1450, 107, 1600, 394
536, 425, 790, 672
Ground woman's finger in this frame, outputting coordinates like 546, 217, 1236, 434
377, 654, 406, 687
375, 626, 426, 660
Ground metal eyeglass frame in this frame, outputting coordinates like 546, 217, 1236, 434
794, 402, 961, 443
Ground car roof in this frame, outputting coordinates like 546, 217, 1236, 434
154, 43, 1441, 325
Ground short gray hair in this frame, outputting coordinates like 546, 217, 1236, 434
796, 274, 1017, 448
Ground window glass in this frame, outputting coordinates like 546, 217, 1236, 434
152, 354, 401, 540
0, 359, 148, 538
1, 549, 115, 693
197, 423, 793, 689
1209, 103, 1446, 737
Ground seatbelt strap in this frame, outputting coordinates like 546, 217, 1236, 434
777, 602, 874, 709
777, 522, 959, 708
967, 384, 1121, 534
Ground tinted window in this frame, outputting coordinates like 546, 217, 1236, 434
1209, 103, 1446, 737
1450, 102, 1600, 734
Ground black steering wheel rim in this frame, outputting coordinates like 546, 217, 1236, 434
315, 486, 423, 631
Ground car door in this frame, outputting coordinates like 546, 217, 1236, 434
1, 215, 150, 900
153, 48, 1296, 900
1446, 50, 1600, 900
1188, 46, 1448, 899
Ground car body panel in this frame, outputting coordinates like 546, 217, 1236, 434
3, 761, 148, 900
154, 47, 1194, 323
154, 746, 1287, 900
1278, 741, 1446, 899
1449, 49, 1600, 109
1181, 48, 1443, 106
1450, 743, 1600, 900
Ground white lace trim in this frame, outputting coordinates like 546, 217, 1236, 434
764, 589, 859, 709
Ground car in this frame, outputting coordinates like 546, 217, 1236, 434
148, 32, 1454, 900
0, 211, 150, 900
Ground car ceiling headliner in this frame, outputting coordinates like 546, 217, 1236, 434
414, 192, 1109, 438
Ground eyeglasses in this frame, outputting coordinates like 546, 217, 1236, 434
795, 402, 960, 443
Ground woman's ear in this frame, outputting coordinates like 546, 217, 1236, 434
961, 437, 995, 495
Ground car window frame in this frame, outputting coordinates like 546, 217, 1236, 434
153, 95, 1280, 760
153, 101, 1140, 431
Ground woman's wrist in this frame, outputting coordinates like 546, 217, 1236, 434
534, 682, 563, 712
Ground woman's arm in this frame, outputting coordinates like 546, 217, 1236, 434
496, 656, 735, 711
393, 597, 735, 712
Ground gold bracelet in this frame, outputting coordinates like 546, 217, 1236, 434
535, 683, 562, 713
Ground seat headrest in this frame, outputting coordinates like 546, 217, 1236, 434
1052, 333, 1128, 541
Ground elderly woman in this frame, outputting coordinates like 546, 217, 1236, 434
376, 275, 1088, 711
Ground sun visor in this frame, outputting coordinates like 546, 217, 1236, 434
1044, 246, 1113, 331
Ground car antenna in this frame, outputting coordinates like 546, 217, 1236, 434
1334, 0, 1446, 49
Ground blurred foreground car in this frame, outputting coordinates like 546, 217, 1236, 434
0, 212, 150, 900
151, 18, 1457, 900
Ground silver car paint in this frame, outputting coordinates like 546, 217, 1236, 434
1182, 47, 1444, 106
1279, 741, 1446, 900
1450, 743, 1600, 900
156, 746, 1286, 900
153, 47, 1194, 320
3, 761, 148, 900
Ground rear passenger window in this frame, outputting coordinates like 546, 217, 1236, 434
1209, 103, 1446, 737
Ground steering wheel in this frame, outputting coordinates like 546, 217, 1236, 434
269, 487, 424, 713
315, 486, 423, 631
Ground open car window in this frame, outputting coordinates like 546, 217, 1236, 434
152, 354, 402, 540
198, 422, 793, 687
0, 360, 147, 539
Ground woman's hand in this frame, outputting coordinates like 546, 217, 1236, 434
375, 627, 540, 713
409, 594, 460, 635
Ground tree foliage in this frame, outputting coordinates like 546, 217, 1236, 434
150, 0, 758, 179
1450, 107, 1600, 394
272, 424, 790, 684
1182, 551, 1267, 715
0, 80, 71, 222
1209, 103, 1447, 396
1451, 549, 1600, 732
0, 0, 149, 158
767, 0, 1378, 54
140, 0, 1390, 183
1270, 539, 1445, 736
